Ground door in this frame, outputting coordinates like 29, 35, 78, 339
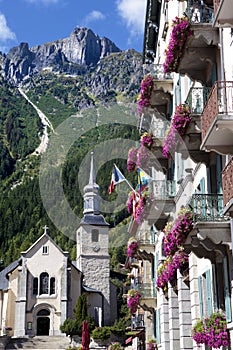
37, 317, 50, 335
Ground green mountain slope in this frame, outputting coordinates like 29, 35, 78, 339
0, 48, 143, 268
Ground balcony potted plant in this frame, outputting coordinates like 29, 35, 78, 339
147, 338, 158, 350
162, 103, 191, 158
192, 311, 229, 348
127, 289, 141, 314
127, 239, 138, 258
163, 16, 193, 74
137, 74, 154, 114
127, 147, 138, 172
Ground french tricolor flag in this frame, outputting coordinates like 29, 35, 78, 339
108, 164, 126, 194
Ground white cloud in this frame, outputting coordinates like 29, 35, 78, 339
0, 13, 16, 42
83, 10, 106, 25
116, 0, 146, 35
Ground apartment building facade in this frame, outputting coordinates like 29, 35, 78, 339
125, 0, 233, 348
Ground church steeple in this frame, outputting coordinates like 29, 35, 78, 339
83, 152, 100, 215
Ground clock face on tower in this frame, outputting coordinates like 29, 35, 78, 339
93, 245, 100, 252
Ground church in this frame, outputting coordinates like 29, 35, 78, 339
0, 153, 117, 337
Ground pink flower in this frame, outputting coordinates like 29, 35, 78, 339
138, 75, 154, 114
127, 148, 138, 172
163, 16, 193, 73
141, 132, 154, 149
162, 103, 191, 158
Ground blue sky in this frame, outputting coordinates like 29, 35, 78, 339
0, 0, 147, 54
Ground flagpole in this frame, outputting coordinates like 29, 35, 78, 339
113, 163, 139, 196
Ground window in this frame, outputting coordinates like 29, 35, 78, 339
33, 277, 38, 295
50, 277, 55, 295
37, 309, 50, 316
198, 269, 213, 318
40, 272, 49, 294
92, 229, 99, 242
42, 246, 49, 254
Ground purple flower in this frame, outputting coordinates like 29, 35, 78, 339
138, 75, 154, 114
127, 240, 138, 257
141, 132, 154, 149
162, 103, 191, 158
127, 147, 138, 172
127, 289, 141, 314
163, 16, 193, 74
192, 312, 229, 348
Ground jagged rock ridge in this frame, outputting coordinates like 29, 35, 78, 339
1, 27, 121, 83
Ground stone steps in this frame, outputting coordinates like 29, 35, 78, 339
6, 336, 70, 349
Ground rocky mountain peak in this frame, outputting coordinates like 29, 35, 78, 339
1, 27, 121, 83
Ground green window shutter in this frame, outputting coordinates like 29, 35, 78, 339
223, 257, 232, 322
205, 269, 213, 316
216, 154, 223, 194
156, 308, 160, 344
198, 276, 203, 319
200, 177, 205, 193
212, 265, 218, 311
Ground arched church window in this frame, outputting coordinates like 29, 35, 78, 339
33, 277, 38, 295
40, 272, 49, 294
50, 277, 55, 295
92, 229, 99, 242
37, 309, 50, 316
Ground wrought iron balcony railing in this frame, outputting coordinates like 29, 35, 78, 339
185, 0, 214, 24
151, 64, 172, 80
131, 314, 144, 329
188, 194, 229, 222
201, 81, 233, 141
185, 86, 212, 114
149, 180, 176, 199
135, 282, 157, 298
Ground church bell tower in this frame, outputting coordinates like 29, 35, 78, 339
76, 152, 111, 325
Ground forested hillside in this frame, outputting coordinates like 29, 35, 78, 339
0, 46, 143, 267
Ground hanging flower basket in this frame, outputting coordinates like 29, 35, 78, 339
163, 208, 193, 256
156, 208, 192, 295
127, 147, 138, 172
137, 74, 154, 114
147, 339, 158, 350
127, 289, 141, 314
163, 16, 193, 74
162, 103, 191, 158
140, 132, 154, 149
126, 239, 138, 258
192, 311, 229, 348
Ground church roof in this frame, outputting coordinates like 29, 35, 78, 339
80, 213, 109, 226
21, 231, 69, 256
83, 284, 103, 294
0, 258, 21, 290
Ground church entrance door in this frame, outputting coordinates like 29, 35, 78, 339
37, 317, 50, 335
37, 309, 50, 335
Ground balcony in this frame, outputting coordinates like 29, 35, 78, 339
180, 86, 212, 162
146, 180, 176, 229
149, 65, 173, 116
177, 0, 219, 84
137, 239, 155, 262
189, 193, 228, 222
201, 81, 233, 154
184, 194, 230, 260
222, 156, 233, 215
213, 0, 233, 27
136, 282, 157, 312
